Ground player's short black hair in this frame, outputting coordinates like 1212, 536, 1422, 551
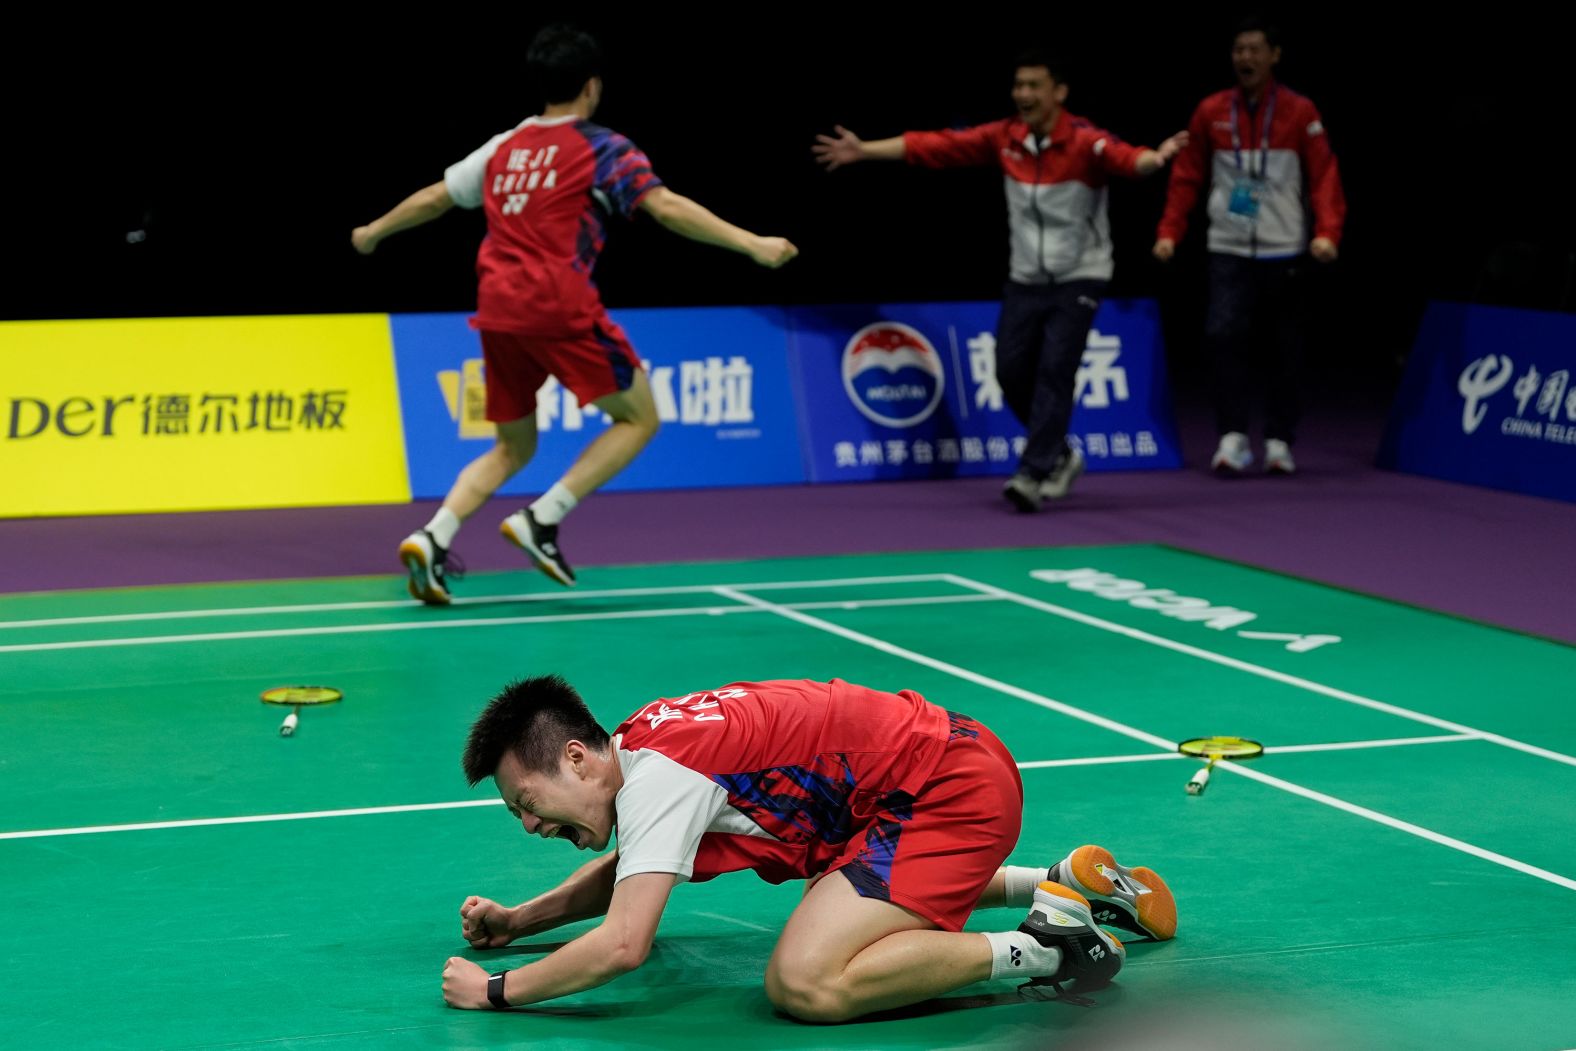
462, 674, 611, 785
1233, 15, 1283, 49
526, 24, 604, 104
1012, 49, 1069, 86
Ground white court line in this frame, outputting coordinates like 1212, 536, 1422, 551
0, 734, 1492, 842
693, 911, 772, 933
1268, 733, 1482, 754
0, 593, 1001, 655
0, 574, 953, 631
716, 586, 1576, 895
0, 799, 502, 840
943, 574, 1576, 771
1015, 733, 1479, 770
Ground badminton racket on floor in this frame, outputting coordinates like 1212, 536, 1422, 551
1178, 736, 1263, 795
261, 686, 343, 736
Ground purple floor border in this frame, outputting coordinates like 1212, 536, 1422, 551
6, 401, 1573, 646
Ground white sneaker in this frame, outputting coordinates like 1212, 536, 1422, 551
1264, 439, 1297, 475
1039, 446, 1085, 501
1211, 432, 1252, 475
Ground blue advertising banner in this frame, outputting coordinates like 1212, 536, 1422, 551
1378, 302, 1576, 504
390, 308, 805, 499
787, 299, 1181, 482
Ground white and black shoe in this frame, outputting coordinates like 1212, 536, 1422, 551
1019, 881, 1126, 989
398, 529, 463, 605
501, 507, 576, 587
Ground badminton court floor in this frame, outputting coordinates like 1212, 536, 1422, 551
3, 545, 1574, 1050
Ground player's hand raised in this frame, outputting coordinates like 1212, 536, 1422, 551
750, 237, 800, 269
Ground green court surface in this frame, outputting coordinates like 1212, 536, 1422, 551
3, 545, 1574, 1051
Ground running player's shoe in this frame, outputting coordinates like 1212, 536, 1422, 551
500, 507, 576, 587
399, 529, 462, 605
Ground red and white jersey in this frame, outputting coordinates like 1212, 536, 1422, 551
608, 680, 964, 886
444, 116, 663, 336
1157, 80, 1346, 259
903, 111, 1149, 284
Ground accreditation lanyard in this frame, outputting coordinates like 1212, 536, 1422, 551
1229, 86, 1277, 178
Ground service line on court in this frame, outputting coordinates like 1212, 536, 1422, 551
712, 585, 1576, 896
0, 574, 955, 631
1014, 733, 1481, 770
0, 592, 1001, 655
0, 733, 1478, 841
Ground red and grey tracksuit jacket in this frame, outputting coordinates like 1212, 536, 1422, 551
1157, 79, 1346, 259
904, 111, 1149, 284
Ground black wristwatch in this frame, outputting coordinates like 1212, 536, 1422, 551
487, 970, 510, 1009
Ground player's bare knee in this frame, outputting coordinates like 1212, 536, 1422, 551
764, 965, 854, 1023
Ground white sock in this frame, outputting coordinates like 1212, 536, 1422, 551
1003, 866, 1050, 909
424, 508, 461, 549
529, 482, 579, 527
983, 930, 1062, 981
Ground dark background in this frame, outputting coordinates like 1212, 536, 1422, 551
7, 6, 1572, 400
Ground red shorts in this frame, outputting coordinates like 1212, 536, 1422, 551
478, 316, 642, 422
823, 716, 1024, 931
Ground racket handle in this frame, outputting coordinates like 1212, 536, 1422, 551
1186, 764, 1212, 795
280, 710, 299, 737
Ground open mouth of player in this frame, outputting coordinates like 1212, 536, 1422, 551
552, 825, 581, 846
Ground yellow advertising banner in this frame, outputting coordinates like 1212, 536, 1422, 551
0, 315, 411, 517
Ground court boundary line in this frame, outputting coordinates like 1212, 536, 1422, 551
713, 586, 1576, 895
0, 733, 1483, 841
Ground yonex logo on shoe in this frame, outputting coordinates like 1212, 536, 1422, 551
1010, 947, 1022, 966
1088, 945, 1106, 960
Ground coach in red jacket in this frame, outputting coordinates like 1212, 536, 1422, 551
1154, 18, 1346, 477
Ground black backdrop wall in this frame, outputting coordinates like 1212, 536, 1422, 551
6, 6, 1572, 397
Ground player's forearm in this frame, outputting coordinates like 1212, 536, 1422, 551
857, 136, 907, 162
1135, 150, 1165, 176
361, 184, 453, 247
498, 920, 645, 1005
650, 192, 767, 257
514, 853, 618, 935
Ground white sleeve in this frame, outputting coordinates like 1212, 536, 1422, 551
613, 748, 729, 884
443, 131, 511, 210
